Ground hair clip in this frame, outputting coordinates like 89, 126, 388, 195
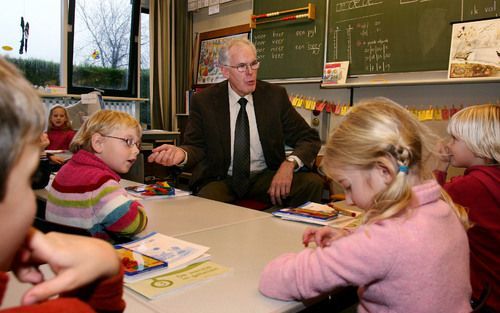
399, 165, 409, 174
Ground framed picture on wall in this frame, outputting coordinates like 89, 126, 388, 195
195, 24, 250, 86
448, 17, 500, 79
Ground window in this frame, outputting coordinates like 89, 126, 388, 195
67, 0, 140, 97
139, 7, 151, 127
0, 1, 61, 87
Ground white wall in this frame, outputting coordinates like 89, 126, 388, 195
193, 0, 252, 34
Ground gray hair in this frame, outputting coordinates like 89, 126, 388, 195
218, 37, 257, 67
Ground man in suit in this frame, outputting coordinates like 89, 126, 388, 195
148, 38, 323, 207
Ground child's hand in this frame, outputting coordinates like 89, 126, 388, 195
48, 155, 65, 165
436, 140, 451, 172
302, 227, 348, 248
39, 133, 50, 150
12, 228, 120, 306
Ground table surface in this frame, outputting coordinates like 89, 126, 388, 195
125, 216, 310, 313
3, 215, 310, 313
138, 195, 269, 236
36, 180, 270, 238
29, 181, 337, 313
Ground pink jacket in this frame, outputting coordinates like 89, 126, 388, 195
259, 180, 472, 313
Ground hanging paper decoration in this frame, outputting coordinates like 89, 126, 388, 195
325, 102, 333, 113
315, 100, 326, 112
19, 17, 25, 54
442, 107, 450, 120
24, 21, 29, 53
334, 103, 342, 115
91, 50, 100, 60
18, 16, 29, 54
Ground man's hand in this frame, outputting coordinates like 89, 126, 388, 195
147, 144, 186, 166
267, 160, 295, 206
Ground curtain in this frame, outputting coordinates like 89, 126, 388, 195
149, 0, 192, 130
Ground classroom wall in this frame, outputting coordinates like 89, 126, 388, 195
193, 2, 500, 139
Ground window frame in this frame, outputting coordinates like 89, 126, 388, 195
66, 0, 140, 97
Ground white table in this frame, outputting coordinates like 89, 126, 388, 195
126, 216, 311, 313
36, 179, 270, 237
139, 195, 269, 236
31, 181, 326, 312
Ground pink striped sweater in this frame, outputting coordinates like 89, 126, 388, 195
46, 150, 147, 241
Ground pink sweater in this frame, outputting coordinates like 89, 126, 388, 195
259, 180, 472, 313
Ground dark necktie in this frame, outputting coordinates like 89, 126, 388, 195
232, 98, 250, 197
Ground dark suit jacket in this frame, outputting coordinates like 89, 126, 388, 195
182, 80, 321, 190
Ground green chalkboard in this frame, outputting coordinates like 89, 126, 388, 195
252, 0, 498, 79
252, 0, 326, 80
326, 0, 499, 75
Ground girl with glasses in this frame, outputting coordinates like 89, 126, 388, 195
46, 110, 148, 242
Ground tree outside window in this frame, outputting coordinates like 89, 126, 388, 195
68, 0, 139, 97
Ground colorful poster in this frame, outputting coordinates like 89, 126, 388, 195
448, 18, 500, 79
196, 33, 249, 85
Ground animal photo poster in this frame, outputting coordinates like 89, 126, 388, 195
448, 18, 500, 79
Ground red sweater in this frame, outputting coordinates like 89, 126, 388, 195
47, 128, 76, 150
0, 268, 125, 313
435, 165, 500, 311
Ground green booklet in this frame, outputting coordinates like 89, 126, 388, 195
126, 261, 231, 299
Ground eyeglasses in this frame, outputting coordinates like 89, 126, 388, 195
101, 135, 141, 149
224, 60, 260, 72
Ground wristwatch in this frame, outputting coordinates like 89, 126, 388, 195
286, 156, 299, 170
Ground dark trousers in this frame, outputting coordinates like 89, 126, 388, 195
196, 169, 324, 207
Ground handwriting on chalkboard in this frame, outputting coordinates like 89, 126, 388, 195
335, 0, 383, 12
327, 0, 499, 75
253, 0, 498, 79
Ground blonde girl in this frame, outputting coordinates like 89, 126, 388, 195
435, 103, 499, 312
46, 105, 76, 165
46, 110, 147, 242
46, 105, 75, 149
260, 98, 471, 313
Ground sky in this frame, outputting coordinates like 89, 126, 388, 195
0, 0, 61, 62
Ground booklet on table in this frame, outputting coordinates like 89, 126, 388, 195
116, 232, 210, 283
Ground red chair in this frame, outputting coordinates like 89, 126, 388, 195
234, 199, 270, 211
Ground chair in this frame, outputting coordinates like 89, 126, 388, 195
33, 217, 92, 237
234, 198, 271, 211
471, 283, 491, 312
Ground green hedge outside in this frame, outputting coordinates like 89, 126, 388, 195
6, 57, 151, 127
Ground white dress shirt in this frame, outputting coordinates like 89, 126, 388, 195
227, 82, 267, 176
